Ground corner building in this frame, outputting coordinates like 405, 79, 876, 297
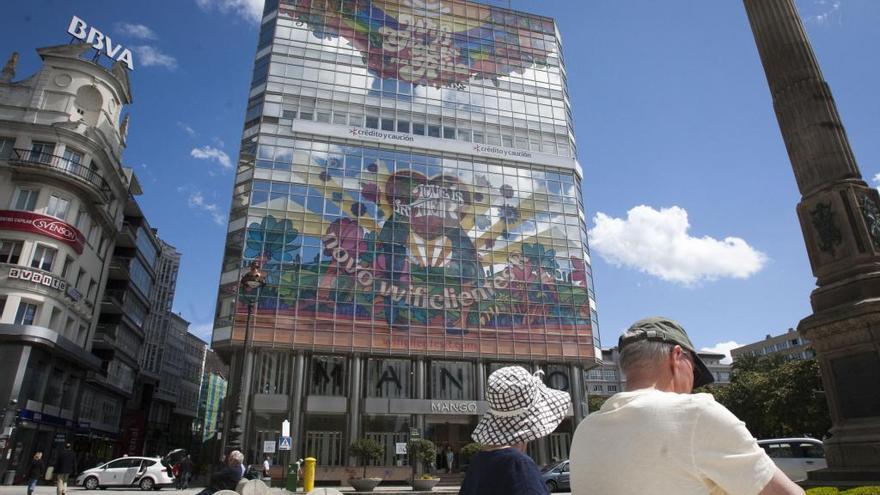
212, 0, 599, 480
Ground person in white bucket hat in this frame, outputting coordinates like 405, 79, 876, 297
460, 366, 570, 495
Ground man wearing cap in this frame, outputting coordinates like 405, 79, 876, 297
460, 366, 571, 495
569, 317, 804, 495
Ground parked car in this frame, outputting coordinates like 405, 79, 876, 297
757, 437, 827, 482
76, 456, 174, 491
541, 459, 570, 493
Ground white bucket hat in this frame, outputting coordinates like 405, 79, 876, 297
472, 366, 571, 446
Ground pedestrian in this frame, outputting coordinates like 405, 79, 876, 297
25, 451, 45, 495
444, 446, 454, 474
262, 455, 271, 479
179, 455, 193, 489
195, 451, 243, 495
53, 443, 77, 495
460, 366, 570, 495
569, 316, 805, 495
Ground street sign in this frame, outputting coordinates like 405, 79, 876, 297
263, 441, 276, 454
395, 442, 407, 455
278, 436, 292, 451
282, 419, 290, 438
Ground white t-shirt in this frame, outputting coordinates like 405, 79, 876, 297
263, 459, 271, 475
570, 388, 775, 495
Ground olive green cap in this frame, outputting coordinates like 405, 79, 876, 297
618, 316, 715, 388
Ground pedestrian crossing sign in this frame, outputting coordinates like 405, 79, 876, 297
279, 436, 292, 451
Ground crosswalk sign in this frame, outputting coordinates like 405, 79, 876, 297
278, 436, 292, 451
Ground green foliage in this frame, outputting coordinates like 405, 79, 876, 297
460, 442, 484, 461
711, 356, 830, 439
406, 439, 437, 481
587, 395, 607, 413
806, 488, 840, 495
842, 487, 880, 495
349, 438, 384, 478
406, 439, 437, 464
806, 488, 880, 495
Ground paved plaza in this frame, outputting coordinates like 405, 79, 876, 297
0, 484, 573, 495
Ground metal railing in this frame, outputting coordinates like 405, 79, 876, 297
9, 148, 112, 200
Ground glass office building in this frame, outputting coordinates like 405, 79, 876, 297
212, 0, 599, 481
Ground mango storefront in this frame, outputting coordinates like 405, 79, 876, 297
236, 353, 585, 482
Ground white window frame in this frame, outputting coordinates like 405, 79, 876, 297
30, 244, 58, 272
0, 239, 24, 264
46, 194, 71, 220
14, 300, 39, 325
13, 187, 40, 211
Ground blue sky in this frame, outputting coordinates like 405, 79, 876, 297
2, 0, 877, 360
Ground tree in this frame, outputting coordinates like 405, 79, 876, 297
459, 442, 483, 463
349, 438, 385, 479
587, 395, 607, 413
711, 356, 830, 439
407, 439, 437, 480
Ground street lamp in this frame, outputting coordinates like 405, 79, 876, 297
231, 261, 265, 460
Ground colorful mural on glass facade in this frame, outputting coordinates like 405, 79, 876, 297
281, 0, 556, 88
230, 140, 594, 358
217, 0, 596, 359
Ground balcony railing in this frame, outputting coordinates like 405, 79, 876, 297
9, 148, 111, 201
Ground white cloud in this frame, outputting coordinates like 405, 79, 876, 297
191, 145, 232, 169
188, 191, 227, 226
189, 321, 214, 342
114, 22, 158, 40
701, 341, 742, 365
177, 122, 198, 138
805, 0, 842, 25
195, 0, 264, 24
589, 205, 767, 286
132, 45, 177, 69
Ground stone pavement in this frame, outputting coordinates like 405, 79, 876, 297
0, 484, 572, 495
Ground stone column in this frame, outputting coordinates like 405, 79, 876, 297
346, 355, 362, 467
414, 358, 426, 477
289, 351, 306, 463
743, 0, 880, 481
569, 364, 585, 424
475, 360, 486, 401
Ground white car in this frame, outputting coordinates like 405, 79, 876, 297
76, 456, 174, 491
757, 437, 827, 482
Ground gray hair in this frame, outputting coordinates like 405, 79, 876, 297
618, 329, 675, 375
228, 450, 244, 465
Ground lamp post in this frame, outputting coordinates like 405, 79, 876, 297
229, 261, 265, 461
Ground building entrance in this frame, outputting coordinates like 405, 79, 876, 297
424, 416, 477, 474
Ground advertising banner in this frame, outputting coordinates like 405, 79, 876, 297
0, 210, 86, 254
281, 0, 557, 89
230, 145, 594, 360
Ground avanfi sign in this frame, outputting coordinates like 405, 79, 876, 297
67, 15, 134, 70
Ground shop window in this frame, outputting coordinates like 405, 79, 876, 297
309, 355, 346, 396
304, 414, 345, 466
0, 239, 23, 264
363, 415, 411, 466
430, 360, 474, 400
543, 365, 571, 392
367, 358, 412, 398
30, 244, 57, 272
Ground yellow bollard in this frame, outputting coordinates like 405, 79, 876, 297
303, 457, 316, 492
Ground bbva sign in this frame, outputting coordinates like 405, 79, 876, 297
67, 16, 134, 70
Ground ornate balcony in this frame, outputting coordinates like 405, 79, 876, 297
7, 148, 112, 202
